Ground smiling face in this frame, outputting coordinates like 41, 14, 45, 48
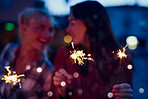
21, 16, 53, 51
66, 13, 87, 45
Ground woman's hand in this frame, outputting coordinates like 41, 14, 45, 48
53, 68, 72, 96
112, 83, 133, 99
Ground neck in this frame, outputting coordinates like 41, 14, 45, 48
19, 43, 41, 62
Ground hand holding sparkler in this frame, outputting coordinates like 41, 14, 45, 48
53, 68, 72, 96
111, 45, 133, 99
70, 42, 94, 65
112, 45, 128, 84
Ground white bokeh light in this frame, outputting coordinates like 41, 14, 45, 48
26, 65, 31, 70
37, 67, 42, 73
107, 92, 113, 98
68, 92, 72, 96
139, 88, 144, 94
47, 91, 53, 97
126, 36, 139, 50
127, 64, 133, 70
78, 89, 83, 95
61, 81, 66, 87
73, 72, 79, 78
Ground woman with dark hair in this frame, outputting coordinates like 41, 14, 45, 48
53, 1, 133, 99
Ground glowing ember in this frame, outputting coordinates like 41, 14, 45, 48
70, 42, 94, 65
1, 66, 25, 88
113, 45, 128, 59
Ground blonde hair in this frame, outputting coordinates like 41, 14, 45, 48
18, 8, 52, 40
18, 8, 51, 25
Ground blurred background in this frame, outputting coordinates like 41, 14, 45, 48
0, 0, 148, 98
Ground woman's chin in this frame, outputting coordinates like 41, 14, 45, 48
73, 41, 82, 46
36, 45, 45, 51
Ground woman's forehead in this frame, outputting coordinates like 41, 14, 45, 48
29, 16, 50, 24
69, 13, 75, 21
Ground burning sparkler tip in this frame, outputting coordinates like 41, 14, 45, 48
70, 42, 94, 65
1, 66, 25, 88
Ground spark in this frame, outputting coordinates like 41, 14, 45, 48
70, 42, 94, 65
113, 45, 128, 59
112, 45, 128, 84
117, 45, 128, 59
1, 66, 25, 88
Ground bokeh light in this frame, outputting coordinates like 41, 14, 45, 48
107, 92, 113, 98
47, 91, 53, 97
4, 23, 15, 31
127, 64, 133, 70
37, 67, 42, 73
26, 65, 31, 70
68, 92, 72, 96
126, 36, 139, 50
73, 72, 79, 78
139, 88, 144, 94
78, 89, 83, 95
61, 81, 66, 87
64, 35, 72, 43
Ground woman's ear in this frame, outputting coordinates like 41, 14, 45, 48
20, 24, 27, 33
19, 24, 28, 40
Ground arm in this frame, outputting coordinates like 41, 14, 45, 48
53, 48, 72, 97
53, 69, 72, 96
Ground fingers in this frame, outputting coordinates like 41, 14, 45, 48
54, 69, 72, 81
113, 83, 131, 89
53, 68, 72, 87
113, 92, 133, 98
112, 83, 133, 99
59, 69, 72, 79
112, 89, 133, 94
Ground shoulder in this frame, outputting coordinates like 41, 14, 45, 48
0, 43, 19, 59
44, 56, 54, 72
1, 43, 19, 53
0, 43, 19, 72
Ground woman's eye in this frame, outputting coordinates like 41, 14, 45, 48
70, 21, 76, 25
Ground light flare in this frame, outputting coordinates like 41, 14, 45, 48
1, 66, 25, 88
113, 45, 128, 59
70, 42, 94, 65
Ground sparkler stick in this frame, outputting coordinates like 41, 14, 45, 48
113, 45, 128, 83
70, 42, 94, 65
1, 66, 25, 88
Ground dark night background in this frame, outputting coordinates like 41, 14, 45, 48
0, 0, 148, 98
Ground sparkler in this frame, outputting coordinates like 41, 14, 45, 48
113, 45, 128, 83
70, 42, 94, 65
1, 66, 25, 88
117, 45, 128, 59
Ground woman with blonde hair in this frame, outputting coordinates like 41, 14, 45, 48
0, 8, 54, 99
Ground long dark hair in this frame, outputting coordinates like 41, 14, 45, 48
71, 1, 121, 82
